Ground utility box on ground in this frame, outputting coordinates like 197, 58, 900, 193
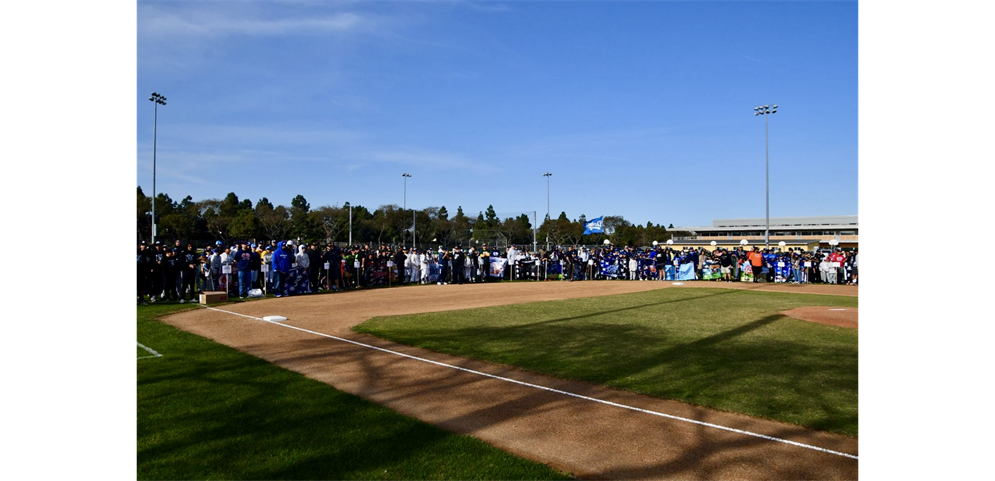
200, 291, 228, 304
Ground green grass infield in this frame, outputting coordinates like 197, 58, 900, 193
354, 287, 858, 437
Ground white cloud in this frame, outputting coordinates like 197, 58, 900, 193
140, 5, 368, 39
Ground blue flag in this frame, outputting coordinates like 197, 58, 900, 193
583, 216, 604, 234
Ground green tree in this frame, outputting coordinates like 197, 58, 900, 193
198, 199, 229, 243
228, 210, 261, 240
484, 205, 498, 228
368, 205, 401, 245
221, 192, 241, 218
603, 215, 633, 246
538, 212, 573, 247
451, 206, 471, 246
422, 207, 451, 246
347, 204, 374, 245
256, 197, 274, 211
557, 212, 584, 246
513, 214, 534, 244
413, 209, 432, 247
290, 195, 317, 240
151, 193, 183, 241
256, 201, 290, 242
310, 205, 346, 244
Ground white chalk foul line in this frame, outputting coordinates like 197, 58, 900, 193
137, 342, 163, 360
200, 305, 858, 460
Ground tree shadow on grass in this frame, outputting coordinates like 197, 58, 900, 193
352, 309, 857, 437
138, 331, 568, 480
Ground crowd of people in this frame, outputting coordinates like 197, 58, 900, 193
137, 239, 857, 304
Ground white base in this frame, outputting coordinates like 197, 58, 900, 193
262, 315, 288, 322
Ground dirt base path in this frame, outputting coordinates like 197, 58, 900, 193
161, 281, 858, 480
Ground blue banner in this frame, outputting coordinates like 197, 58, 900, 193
677, 263, 697, 281
583, 216, 604, 235
664, 265, 676, 281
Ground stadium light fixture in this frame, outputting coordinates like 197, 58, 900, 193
543, 172, 552, 250
754, 103, 777, 249
401, 172, 415, 247
149, 92, 167, 244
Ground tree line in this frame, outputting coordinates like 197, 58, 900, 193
137, 187, 683, 248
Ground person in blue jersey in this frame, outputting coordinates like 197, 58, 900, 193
272, 241, 293, 297
437, 248, 450, 285
764, 249, 777, 282
690, 248, 701, 279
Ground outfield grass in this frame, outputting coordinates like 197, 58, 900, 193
138, 303, 572, 480
354, 287, 858, 437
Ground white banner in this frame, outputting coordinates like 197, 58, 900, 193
489, 257, 507, 277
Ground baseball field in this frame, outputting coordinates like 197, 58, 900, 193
139, 280, 858, 480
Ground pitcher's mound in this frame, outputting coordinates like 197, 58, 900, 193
781, 306, 858, 329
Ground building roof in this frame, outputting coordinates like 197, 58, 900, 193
674, 215, 858, 232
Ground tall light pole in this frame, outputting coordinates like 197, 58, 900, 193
149, 92, 166, 244
543, 172, 552, 250
402, 173, 412, 247
347, 202, 353, 246
754, 104, 777, 249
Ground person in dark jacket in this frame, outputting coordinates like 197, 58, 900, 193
165, 248, 182, 301
392, 248, 408, 285
322, 244, 342, 291
307, 242, 322, 292
137, 242, 150, 305
180, 242, 199, 302
233, 242, 253, 298
451, 246, 466, 285
250, 244, 262, 289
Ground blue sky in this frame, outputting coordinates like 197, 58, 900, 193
137, 0, 857, 228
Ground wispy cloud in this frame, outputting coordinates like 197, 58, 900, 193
140, 6, 369, 39
360, 147, 492, 172
167, 124, 368, 146
737, 52, 768, 65
455, 1, 514, 13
